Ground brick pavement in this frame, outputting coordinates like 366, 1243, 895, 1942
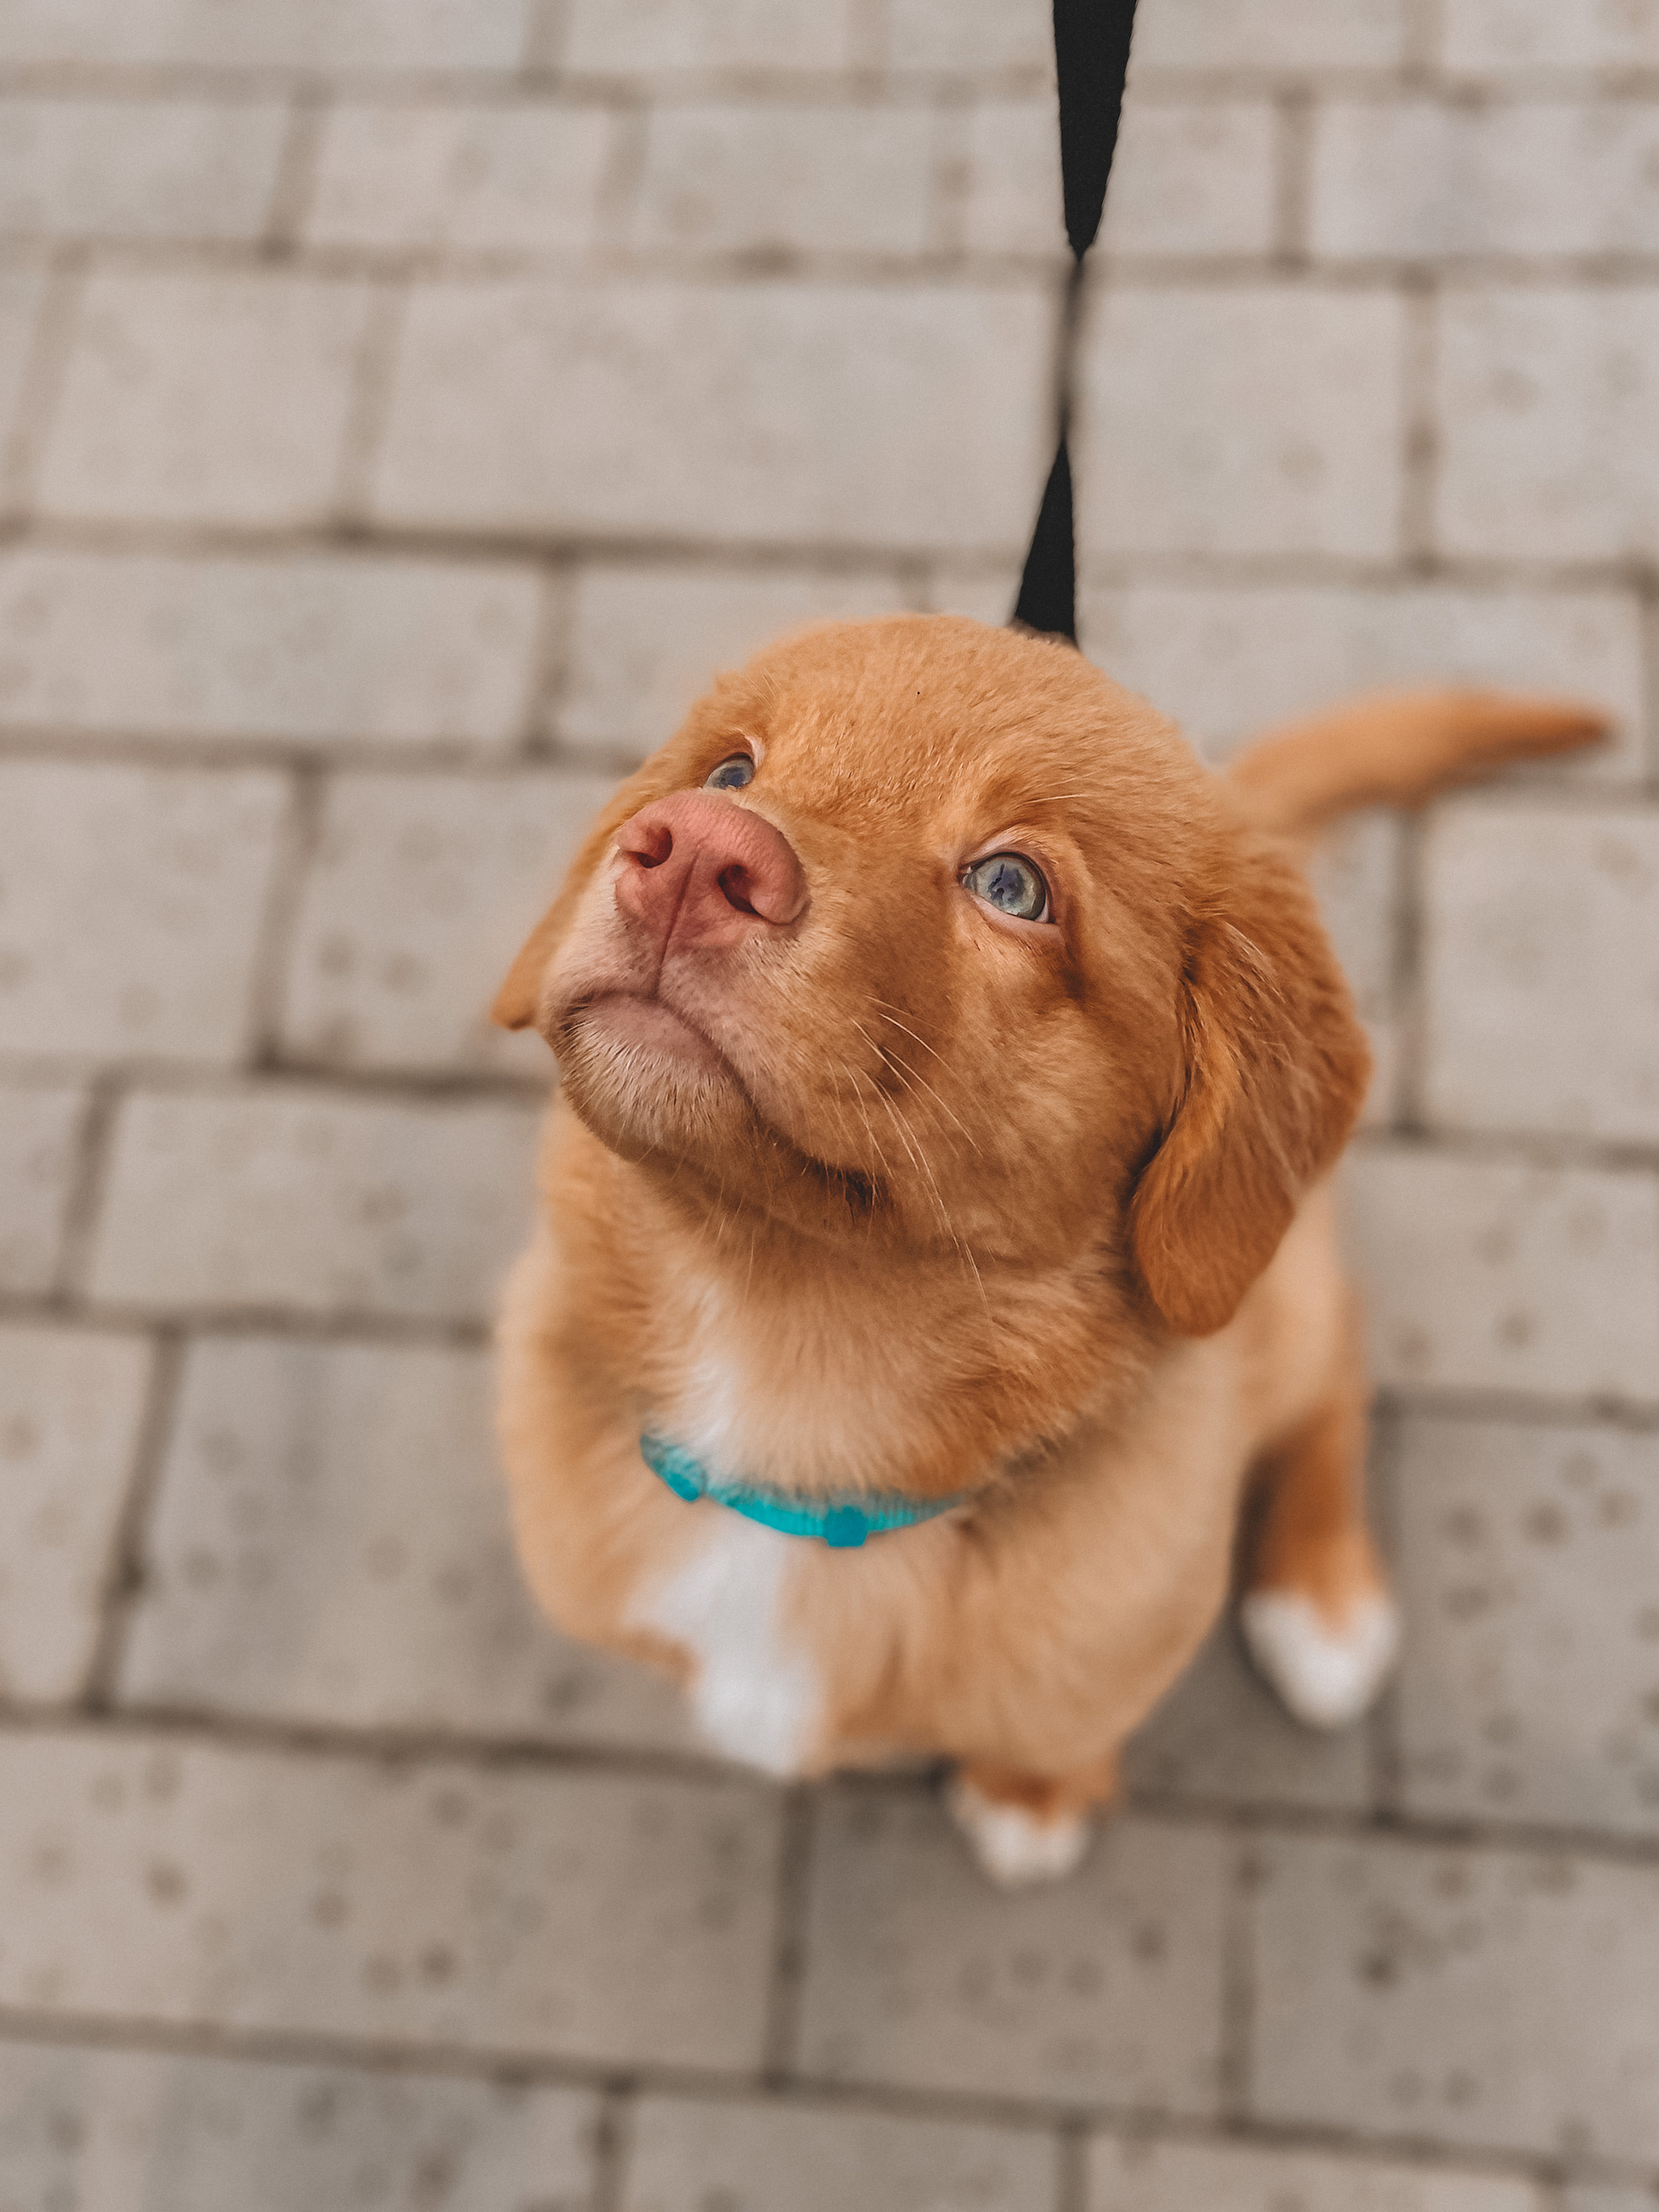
0, 0, 1657, 2203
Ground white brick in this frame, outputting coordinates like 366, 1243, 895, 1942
959, 100, 1062, 258
1312, 100, 1659, 262
122, 1337, 693, 1750
0, 267, 45, 454
307, 101, 613, 254
281, 769, 613, 1074
0, 1732, 782, 2068
1077, 288, 1405, 557
1108, 101, 1278, 256
1079, 583, 1645, 781
0, 551, 543, 749
1396, 1414, 1659, 1835
0, 100, 287, 242
561, 563, 911, 748
0, 764, 286, 1065
966, 99, 1276, 259
632, 104, 935, 258
923, 568, 1023, 622
799, 1794, 1226, 2108
1445, 0, 1659, 70
373, 279, 1051, 551
0, 0, 531, 68
1252, 1832, 1659, 2160
0, 1082, 82, 1293
1311, 811, 1401, 1126
1438, 288, 1659, 564
39, 274, 370, 528
92, 1086, 539, 1322
1124, 1619, 1373, 1812
888, 0, 1052, 71
0, 2046, 597, 2212
1425, 805, 1659, 1144
625, 2099, 1060, 2212
1343, 1151, 1659, 1401
1090, 2136, 1542, 2212
1132, 0, 1407, 68
0, 1326, 151, 1703
565, 0, 849, 72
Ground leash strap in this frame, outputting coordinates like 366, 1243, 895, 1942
1011, 0, 1141, 645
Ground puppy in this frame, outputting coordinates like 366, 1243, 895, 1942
493, 617, 1601, 1886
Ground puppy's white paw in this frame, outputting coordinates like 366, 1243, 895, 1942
1240, 1586, 1401, 1731
945, 1774, 1094, 1888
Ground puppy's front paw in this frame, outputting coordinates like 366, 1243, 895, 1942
1240, 1585, 1400, 1731
945, 1773, 1094, 1888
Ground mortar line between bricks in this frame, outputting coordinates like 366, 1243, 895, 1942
0, 727, 655, 778
1269, 87, 1311, 270
1368, 1406, 1408, 1820
591, 2084, 633, 2212
0, 2005, 1648, 2193
1399, 277, 1439, 570
0, 1055, 555, 1106
6, 1702, 1659, 1871
6, 728, 1645, 819
262, 87, 327, 255
1217, 1835, 1256, 2128
520, 0, 571, 79
759, 1784, 817, 2084
1403, 0, 1445, 75
12, 719, 1650, 791
847, 0, 891, 79
23, 229, 1659, 287
521, 567, 579, 756
1056, 2116, 1090, 2212
79, 1328, 187, 1708
0, 245, 84, 518
50, 1068, 124, 1302
333, 276, 411, 523
2, 58, 1657, 100
0, 1297, 505, 1348
9, 513, 1658, 596
244, 763, 325, 1072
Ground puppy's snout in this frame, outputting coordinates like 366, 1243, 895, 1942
615, 792, 808, 958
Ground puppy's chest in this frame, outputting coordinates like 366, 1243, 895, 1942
632, 1335, 889, 1779
651, 1289, 924, 1497
626, 1508, 821, 1776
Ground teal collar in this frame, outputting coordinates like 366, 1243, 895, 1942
641, 1434, 967, 1549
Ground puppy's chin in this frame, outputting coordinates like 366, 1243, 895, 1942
553, 993, 762, 1166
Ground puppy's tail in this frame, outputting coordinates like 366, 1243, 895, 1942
1222, 687, 1608, 837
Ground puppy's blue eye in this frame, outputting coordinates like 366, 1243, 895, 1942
963, 852, 1049, 923
704, 754, 755, 791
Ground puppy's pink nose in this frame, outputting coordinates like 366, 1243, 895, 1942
614, 792, 808, 959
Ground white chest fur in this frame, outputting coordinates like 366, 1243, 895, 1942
626, 1511, 821, 1779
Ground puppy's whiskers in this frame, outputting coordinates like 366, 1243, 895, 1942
864, 1011, 979, 1153
851, 1031, 989, 1321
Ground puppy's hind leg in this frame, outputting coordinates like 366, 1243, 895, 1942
1240, 1311, 1399, 1730
946, 1755, 1117, 1889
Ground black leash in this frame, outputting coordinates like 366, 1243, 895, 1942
1010, 0, 1141, 645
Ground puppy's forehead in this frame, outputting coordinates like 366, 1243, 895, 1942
694, 613, 1194, 832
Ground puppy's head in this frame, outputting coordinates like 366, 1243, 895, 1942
498, 616, 1368, 1337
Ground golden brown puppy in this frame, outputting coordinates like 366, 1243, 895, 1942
493, 616, 1600, 1885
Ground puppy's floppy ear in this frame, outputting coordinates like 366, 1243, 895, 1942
1130, 832, 1371, 1338
492, 765, 664, 1031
